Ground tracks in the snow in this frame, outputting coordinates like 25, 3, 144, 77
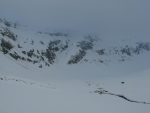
0, 75, 56, 89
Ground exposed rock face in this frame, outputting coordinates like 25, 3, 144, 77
1, 19, 150, 68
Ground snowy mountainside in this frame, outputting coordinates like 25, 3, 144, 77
1, 19, 150, 81
0, 19, 150, 70
1, 19, 150, 113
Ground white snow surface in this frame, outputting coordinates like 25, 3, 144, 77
0, 21, 150, 113
0, 71, 150, 113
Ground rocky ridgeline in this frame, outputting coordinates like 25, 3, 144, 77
0, 19, 150, 68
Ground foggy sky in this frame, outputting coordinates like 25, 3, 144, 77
0, 0, 150, 36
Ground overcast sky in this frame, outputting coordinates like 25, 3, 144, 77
0, 0, 150, 36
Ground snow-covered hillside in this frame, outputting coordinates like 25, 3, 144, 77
1, 19, 150, 80
0, 19, 150, 113
0, 71, 150, 113
1, 19, 150, 69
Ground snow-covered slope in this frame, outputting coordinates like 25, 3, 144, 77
0, 71, 150, 113
1, 19, 150, 79
0, 19, 150, 113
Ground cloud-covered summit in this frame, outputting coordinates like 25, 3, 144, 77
0, 0, 150, 36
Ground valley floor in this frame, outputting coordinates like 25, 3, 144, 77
0, 71, 150, 113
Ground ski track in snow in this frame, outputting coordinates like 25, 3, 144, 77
0, 75, 56, 89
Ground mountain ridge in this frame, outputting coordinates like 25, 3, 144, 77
1, 19, 150, 68
1, 18, 150, 81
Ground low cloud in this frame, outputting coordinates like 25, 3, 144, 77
0, 0, 150, 36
